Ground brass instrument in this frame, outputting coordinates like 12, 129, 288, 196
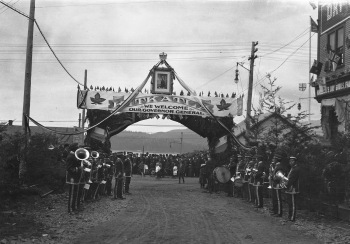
275, 170, 289, 188
75, 148, 90, 161
91, 151, 99, 159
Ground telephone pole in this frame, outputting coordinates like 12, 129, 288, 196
22, 0, 35, 130
81, 70, 87, 144
246, 41, 258, 137
20, 0, 35, 184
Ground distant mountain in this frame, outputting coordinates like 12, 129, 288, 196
110, 128, 208, 154
111, 119, 323, 154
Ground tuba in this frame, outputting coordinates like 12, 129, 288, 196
91, 151, 99, 159
275, 170, 288, 188
75, 148, 90, 161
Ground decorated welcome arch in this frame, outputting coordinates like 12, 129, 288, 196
77, 53, 249, 155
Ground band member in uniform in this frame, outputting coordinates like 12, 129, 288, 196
205, 155, 216, 193
114, 157, 125, 200
254, 154, 266, 208
105, 157, 113, 196
242, 154, 251, 201
272, 153, 285, 217
284, 156, 300, 221
227, 155, 236, 197
249, 155, 258, 205
66, 143, 83, 213
235, 155, 245, 198
124, 154, 133, 194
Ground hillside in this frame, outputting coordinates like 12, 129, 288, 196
110, 129, 208, 154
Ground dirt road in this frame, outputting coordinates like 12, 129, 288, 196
73, 176, 320, 244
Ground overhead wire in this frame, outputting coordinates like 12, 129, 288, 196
0, 0, 84, 86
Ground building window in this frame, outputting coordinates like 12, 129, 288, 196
328, 27, 344, 67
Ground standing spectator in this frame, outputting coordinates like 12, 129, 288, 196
114, 157, 125, 200
199, 163, 207, 188
124, 154, 133, 194
178, 158, 185, 184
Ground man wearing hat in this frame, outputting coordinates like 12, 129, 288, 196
66, 143, 83, 213
272, 152, 285, 217
114, 157, 125, 200
227, 155, 237, 197
254, 153, 266, 208
284, 156, 300, 221
233, 155, 244, 198
242, 154, 252, 201
124, 154, 133, 194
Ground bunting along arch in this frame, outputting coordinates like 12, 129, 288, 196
77, 55, 249, 154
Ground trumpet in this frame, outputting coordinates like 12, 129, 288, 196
91, 151, 99, 159
75, 148, 90, 161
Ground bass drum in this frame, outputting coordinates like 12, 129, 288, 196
213, 166, 231, 184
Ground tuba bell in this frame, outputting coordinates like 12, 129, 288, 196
75, 148, 90, 161
91, 151, 99, 159
275, 170, 288, 188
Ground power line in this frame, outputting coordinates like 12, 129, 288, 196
0, 0, 29, 18
260, 27, 310, 57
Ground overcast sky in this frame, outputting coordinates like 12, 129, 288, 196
0, 0, 319, 133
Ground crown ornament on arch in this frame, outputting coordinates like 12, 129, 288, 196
159, 52, 167, 61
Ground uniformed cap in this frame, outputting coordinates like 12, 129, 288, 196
237, 155, 242, 158
289, 156, 297, 160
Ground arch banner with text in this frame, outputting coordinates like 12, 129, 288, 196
79, 91, 243, 118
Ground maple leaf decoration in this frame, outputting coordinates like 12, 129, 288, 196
90, 93, 106, 105
216, 99, 231, 111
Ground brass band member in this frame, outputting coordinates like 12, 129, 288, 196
227, 155, 236, 197
66, 143, 83, 213
272, 153, 285, 217
235, 155, 245, 198
242, 155, 251, 201
254, 154, 266, 208
284, 156, 300, 221
205, 155, 216, 193
105, 157, 113, 196
248, 157, 256, 203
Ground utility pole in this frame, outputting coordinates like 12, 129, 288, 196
246, 41, 258, 137
78, 113, 81, 127
81, 70, 87, 144
20, 0, 35, 184
180, 132, 183, 154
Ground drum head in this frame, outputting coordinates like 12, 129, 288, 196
214, 167, 231, 183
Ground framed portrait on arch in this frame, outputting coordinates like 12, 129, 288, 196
151, 68, 173, 95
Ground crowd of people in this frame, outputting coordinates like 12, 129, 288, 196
64, 143, 300, 222
65, 143, 133, 213
221, 150, 300, 222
